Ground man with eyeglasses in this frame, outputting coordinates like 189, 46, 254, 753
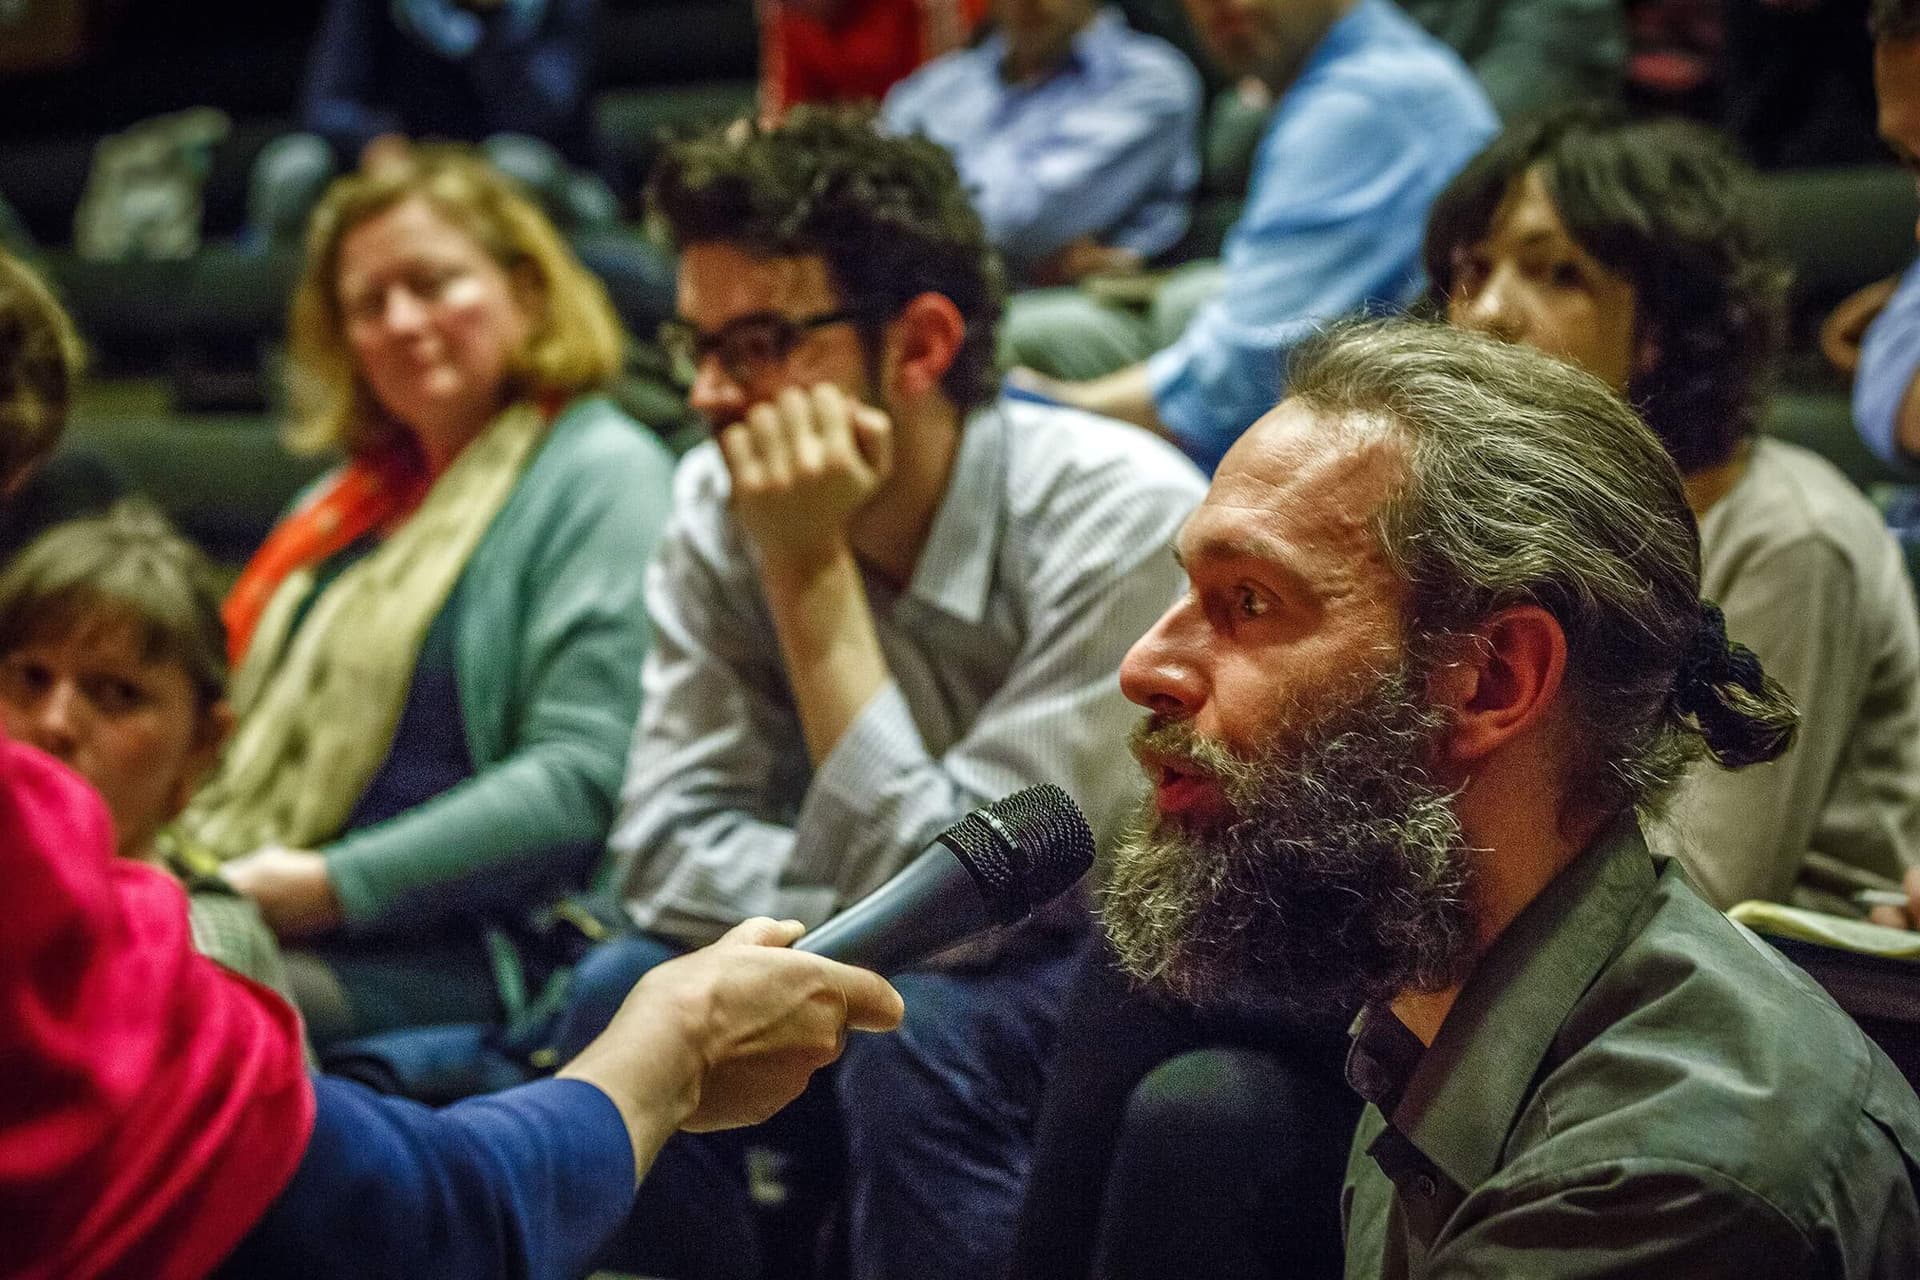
572, 108, 1205, 1280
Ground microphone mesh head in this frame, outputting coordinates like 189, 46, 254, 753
936, 784, 1094, 924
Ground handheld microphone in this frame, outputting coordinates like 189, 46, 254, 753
793, 784, 1094, 974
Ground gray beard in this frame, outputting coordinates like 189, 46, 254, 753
1099, 665, 1481, 1020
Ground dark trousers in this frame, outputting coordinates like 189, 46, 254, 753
551, 926, 1082, 1280
1009, 940, 1362, 1280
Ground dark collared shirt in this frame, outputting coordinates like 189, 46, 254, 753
1342, 818, 1920, 1278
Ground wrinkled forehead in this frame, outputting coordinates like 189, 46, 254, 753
1182, 401, 1407, 594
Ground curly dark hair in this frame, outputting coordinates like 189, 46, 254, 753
647, 106, 1006, 416
1424, 109, 1788, 475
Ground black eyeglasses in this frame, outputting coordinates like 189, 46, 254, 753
657, 308, 872, 387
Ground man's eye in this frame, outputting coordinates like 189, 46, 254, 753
726, 326, 789, 367
1236, 586, 1269, 619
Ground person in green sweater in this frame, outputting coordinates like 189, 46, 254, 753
180, 147, 678, 1048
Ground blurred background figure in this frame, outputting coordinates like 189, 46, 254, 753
1005, 0, 1499, 473
759, 0, 989, 120
881, 0, 1203, 286
182, 148, 677, 1052
248, 0, 677, 331
1401, 0, 1626, 118
1429, 109, 1920, 912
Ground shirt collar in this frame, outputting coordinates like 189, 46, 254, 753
1350, 813, 1661, 1190
904, 404, 1008, 624
988, 7, 1127, 85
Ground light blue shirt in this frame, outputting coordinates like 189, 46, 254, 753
1146, 0, 1497, 472
1855, 256, 1920, 470
881, 8, 1202, 273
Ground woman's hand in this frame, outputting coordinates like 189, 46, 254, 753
223, 846, 345, 940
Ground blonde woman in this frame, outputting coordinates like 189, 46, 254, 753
192, 148, 675, 1048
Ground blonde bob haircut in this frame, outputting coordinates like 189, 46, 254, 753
286, 145, 625, 458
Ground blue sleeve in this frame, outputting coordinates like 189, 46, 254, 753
1855, 258, 1920, 471
1146, 86, 1467, 471
219, 1076, 636, 1280
303, 0, 402, 159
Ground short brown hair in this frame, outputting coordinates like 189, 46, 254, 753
0, 501, 228, 708
648, 106, 1005, 415
286, 146, 625, 458
0, 250, 83, 488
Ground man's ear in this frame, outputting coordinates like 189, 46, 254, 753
885, 292, 965, 401
1426, 605, 1568, 765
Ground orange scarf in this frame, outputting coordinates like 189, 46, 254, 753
221, 447, 430, 667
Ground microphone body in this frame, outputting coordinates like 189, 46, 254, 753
793, 784, 1094, 974
791, 846, 996, 974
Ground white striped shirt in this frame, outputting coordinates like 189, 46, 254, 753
610, 400, 1205, 945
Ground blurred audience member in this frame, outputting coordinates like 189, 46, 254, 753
0, 258, 130, 563
563, 108, 1203, 1280
249, 0, 676, 329
760, 0, 989, 119
181, 149, 676, 1050
1847, 0, 1920, 931
1430, 109, 1920, 910
0, 504, 302, 1005
1402, 0, 1625, 119
0, 243, 903, 1280
1006, 0, 1496, 472
1845, 0, 1920, 469
882, 0, 1202, 284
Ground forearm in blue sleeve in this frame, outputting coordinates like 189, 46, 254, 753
218, 1076, 636, 1280
1855, 259, 1920, 470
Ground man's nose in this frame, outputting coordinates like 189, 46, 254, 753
1118, 599, 1207, 719
687, 353, 747, 424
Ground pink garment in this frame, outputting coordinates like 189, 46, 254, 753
0, 731, 315, 1278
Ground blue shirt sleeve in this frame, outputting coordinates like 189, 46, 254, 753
1854, 257, 1920, 470
1147, 85, 1461, 471
218, 1076, 636, 1279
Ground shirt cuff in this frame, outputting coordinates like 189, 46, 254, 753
325, 840, 384, 926
809, 680, 930, 817
1146, 340, 1203, 445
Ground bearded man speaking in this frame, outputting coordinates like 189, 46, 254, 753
1100, 319, 1920, 1277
